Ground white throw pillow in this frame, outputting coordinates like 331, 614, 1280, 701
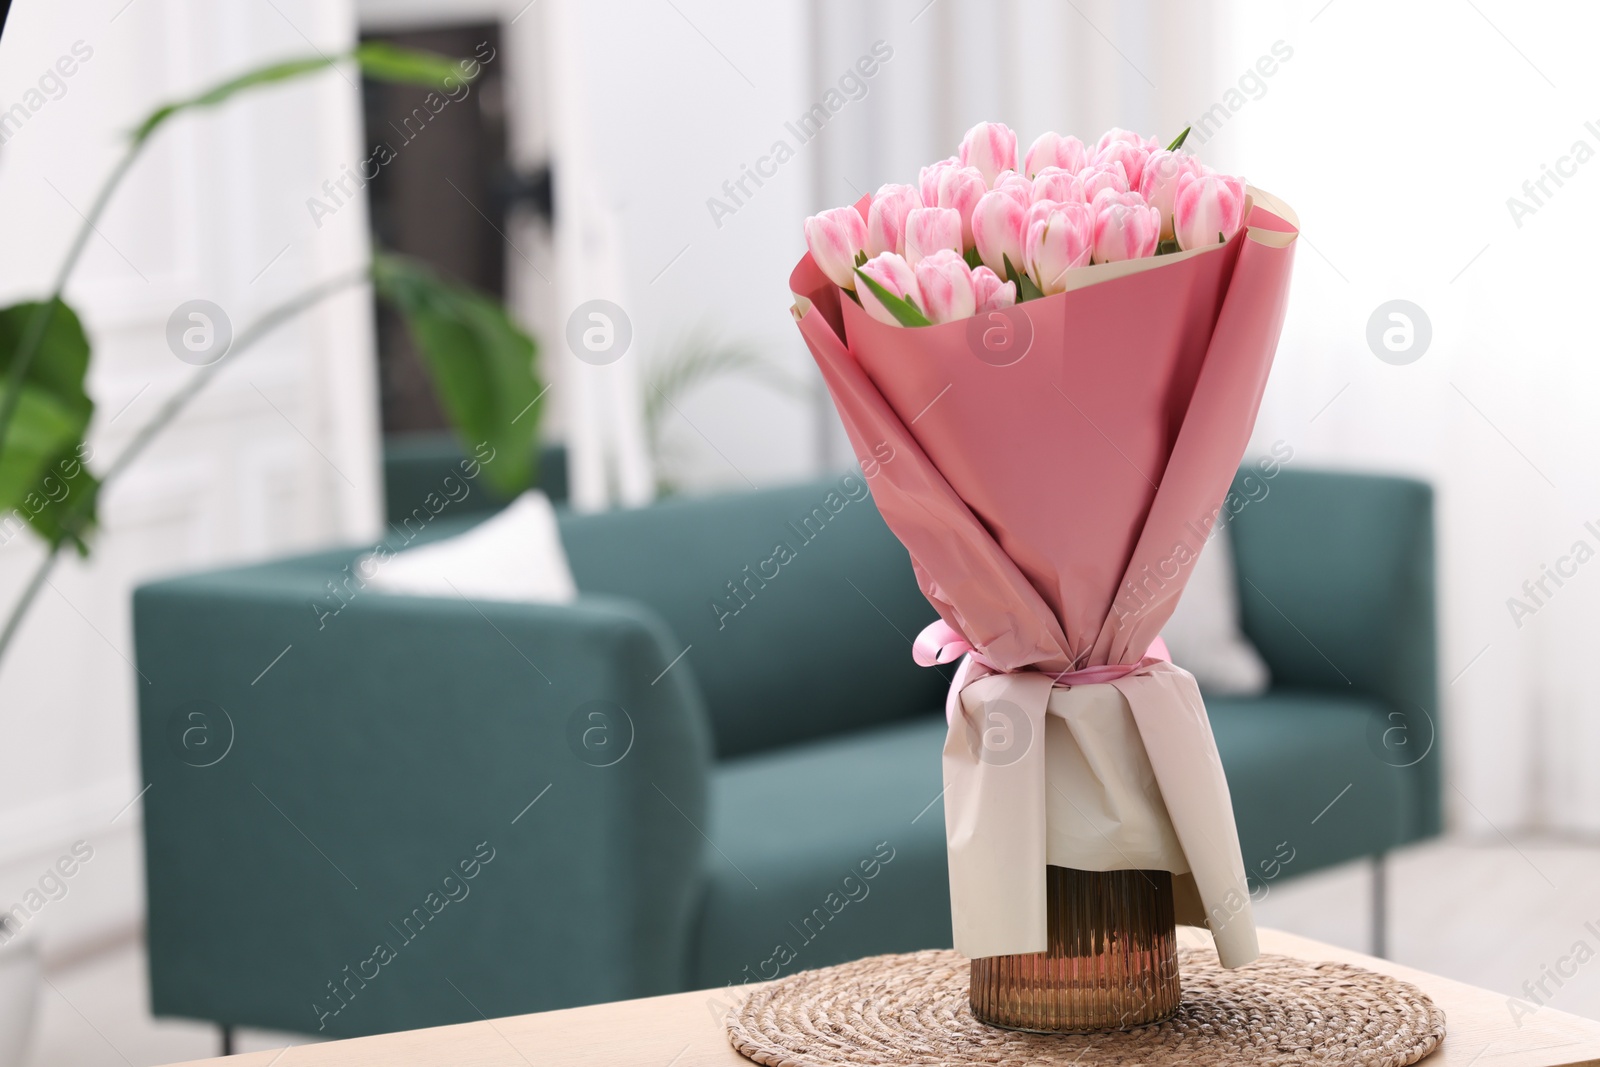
1159, 521, 1270, 697
363, 491, 578, 604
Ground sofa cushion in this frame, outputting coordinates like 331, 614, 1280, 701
1209, 691, 1421, 885
559, 479, 946, 758
688, 714, 951, 989
363, 491, 577, 604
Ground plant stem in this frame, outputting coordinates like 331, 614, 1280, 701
0, 267, 369, 662
0, 137, 148, 461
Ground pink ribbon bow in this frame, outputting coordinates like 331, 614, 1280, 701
914, 619, 1172, 721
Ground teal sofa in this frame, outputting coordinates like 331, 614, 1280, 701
132, 459, 1437, 1041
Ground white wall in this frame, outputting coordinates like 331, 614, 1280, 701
1218, 0, 1600, 834
559, 0, 816, 491
0, 0, 380, 957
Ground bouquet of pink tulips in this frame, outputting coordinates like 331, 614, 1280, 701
790, 121, 1299, 972
804, 123, 1248, 327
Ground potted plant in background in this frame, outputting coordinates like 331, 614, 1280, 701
642, 331, 802, 496
0, 40, 546, 1059
0, 42, 547, 657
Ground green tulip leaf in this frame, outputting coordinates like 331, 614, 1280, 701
1003, 254, 1045, 303
1166, 126, 1191, 152
853, 268, 932, 327
963, 247, 983, 271
372, 252, 544, 497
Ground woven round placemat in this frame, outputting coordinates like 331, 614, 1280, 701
727, 948, 1445, 1067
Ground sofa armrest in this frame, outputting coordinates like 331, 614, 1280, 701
1227, 467, 1439, 835
133, 568, 713, 1038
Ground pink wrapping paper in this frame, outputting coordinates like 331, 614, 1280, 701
788, 189, 1298, 967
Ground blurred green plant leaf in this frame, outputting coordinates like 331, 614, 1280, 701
1166, 126, 1191, 151
23, 443, 98, 554
0, 301, 97, 550
352, 41, 470, 88
372, 252, 543, 497
133, 44, 472, 144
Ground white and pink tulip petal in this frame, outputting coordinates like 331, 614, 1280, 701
904, 206, 963, 267
1173, 172, 1248, 250
803, 206, 868, 290
1023, 131, 1089, 179
913, 248, 978, 324
857, 251, 924, 326
1092, 191, 1161, 262
867, 183, 924, 258
972, 189, 1028, 278
971, 265, 1017, 313
958, 121, 1018, 187
1025, 201, 1093, 294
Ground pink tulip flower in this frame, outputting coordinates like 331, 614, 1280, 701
918, 157, 958, 208
958, 121, 1018, 187
1094, 127, 1153, 154
1138, 150, 1200, 241
1078, 161, 1130, 201
867, 183, 923, 258
1173, 172, 1248, 250
1023, 131, 1088, 179
1031, 167, 1085, 205
803, 206, 868, 290
927, 165, 987, 247
903, 206, 963, 266
989, 170, 1034, 208
1025, 200, 1094, 294
857, 251, 924, 326
971, 265, 1017, 313
913, 249, 978, 324
971, 189, 1028, 277
1026, 197, 1064, 228
1093, 140, 1149, 191
1091, 191, 1160, 262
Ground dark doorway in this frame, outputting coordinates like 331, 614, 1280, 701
361, 22, 507, 434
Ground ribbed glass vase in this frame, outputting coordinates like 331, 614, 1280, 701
968, 866, 1180, 1032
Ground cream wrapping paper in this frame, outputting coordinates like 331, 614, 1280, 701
944, 661, 1257, 967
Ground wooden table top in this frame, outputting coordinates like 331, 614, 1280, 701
166, 927, 1600, 1067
